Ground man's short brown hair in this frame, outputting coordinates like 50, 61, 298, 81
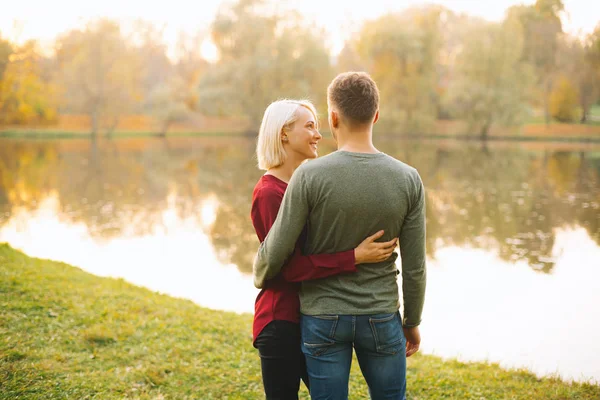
327, 72, 379, 124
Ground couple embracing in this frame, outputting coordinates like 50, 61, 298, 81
250, 72, 427, 400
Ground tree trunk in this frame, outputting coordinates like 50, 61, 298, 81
543, 78, 552, 125
158, 119, 171, 138
579, 92, 589, 124
91, 108, 99, 138
90, 132, 98, 171
480, 120, 491, 141
106, 116, 119, 139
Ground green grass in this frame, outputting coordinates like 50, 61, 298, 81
1, 243, 599, 399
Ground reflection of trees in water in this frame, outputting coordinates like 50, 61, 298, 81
61, 140, 170, 237
0, 138, 598, 275
0, 139, 209, 237
0, 138, 265, 273
196, 142, 263, 274
0, 141, 60, 209
381, 139, 600, 273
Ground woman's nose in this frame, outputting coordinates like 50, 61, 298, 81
315, 130, 322, 140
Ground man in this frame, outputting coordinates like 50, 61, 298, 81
253, 71, 426, 400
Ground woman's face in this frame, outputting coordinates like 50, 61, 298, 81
284, 106, 322, 160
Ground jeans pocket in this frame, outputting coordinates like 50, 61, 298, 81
301, 315, 338, 357
369, 312, 404, 355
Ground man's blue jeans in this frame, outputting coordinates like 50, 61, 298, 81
300, 312, 407, 400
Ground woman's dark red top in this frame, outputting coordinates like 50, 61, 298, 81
250, 174, 356, 342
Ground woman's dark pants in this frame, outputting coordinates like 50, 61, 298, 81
254, 320, 310, 399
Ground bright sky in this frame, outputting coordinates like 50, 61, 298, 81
0, 0, 597, 60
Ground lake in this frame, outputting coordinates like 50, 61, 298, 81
1, 136, 599, 383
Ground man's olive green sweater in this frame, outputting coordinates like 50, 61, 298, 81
253, 150, 426, 327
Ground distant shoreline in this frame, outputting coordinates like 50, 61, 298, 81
2, 129, 600, 143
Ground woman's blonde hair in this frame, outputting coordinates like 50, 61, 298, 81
256, 99, 319, 170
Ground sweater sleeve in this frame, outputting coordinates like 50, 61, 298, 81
281, 246, 356, 283
398, 170, 427, 328
252, 179, 356, 289
253, 171, 356, 288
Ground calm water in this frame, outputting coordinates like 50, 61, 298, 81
1, 137, 599, 382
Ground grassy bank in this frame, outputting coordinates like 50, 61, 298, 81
1, 244, 599, 399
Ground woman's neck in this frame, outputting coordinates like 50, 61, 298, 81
266, 154, 303, 183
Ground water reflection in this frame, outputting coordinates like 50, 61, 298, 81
1, 137, 599, 381
2, 138, 598, 274
422, 227, 600, 382
1, 192, 258, 313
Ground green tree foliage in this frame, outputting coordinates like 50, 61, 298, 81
55, 19, 141, 136
549, 75, 580, 122
443, 20, 533, 139
0, 41, 57, 125
556, 35, 599, 123
584, 24, 600, 115
590, 24, 600, 68
507, 0, 564, 123
198, 0, 333, 130
353, 6, 442, 133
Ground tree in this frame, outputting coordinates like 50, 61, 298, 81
198, 0, 332, 131
0, 41, 57, 125
148, 77, 191, 136
354, 6, 442, 133
173, 32, 209, 112
443, 20, 533, 139
555, 35, 598, 123
128, 24, 207, 135
129, 20, 174, 114
582, 24, 600, 122
55, 19, 141, 137
336, 40, 365, 72
507, 0, 565, 124
0, 36, 12, 81
549, 75, 580, 122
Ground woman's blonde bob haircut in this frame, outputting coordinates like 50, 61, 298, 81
256, 99, 319, 170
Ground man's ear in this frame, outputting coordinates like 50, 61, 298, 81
373, 110, 379, 125
330, 111, 339, 129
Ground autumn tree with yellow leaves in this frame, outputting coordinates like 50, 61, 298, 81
0, 40, 57, 125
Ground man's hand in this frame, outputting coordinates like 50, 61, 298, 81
403, 326, 421, 357
354, 230, 398, 264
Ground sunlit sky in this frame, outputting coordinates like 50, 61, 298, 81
1, 0, 597, 60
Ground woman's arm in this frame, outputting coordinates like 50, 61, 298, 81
281, 244, 356, 282
253, 185, 396, 286
281, 229, 397, 282
252, 185, 356, 285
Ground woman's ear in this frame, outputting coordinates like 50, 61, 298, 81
280, 130, 289, 143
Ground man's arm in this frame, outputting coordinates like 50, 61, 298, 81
399, 171, 427, 328
253, 169, 311, 288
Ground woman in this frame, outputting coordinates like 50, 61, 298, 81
251, 99, 397, 399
